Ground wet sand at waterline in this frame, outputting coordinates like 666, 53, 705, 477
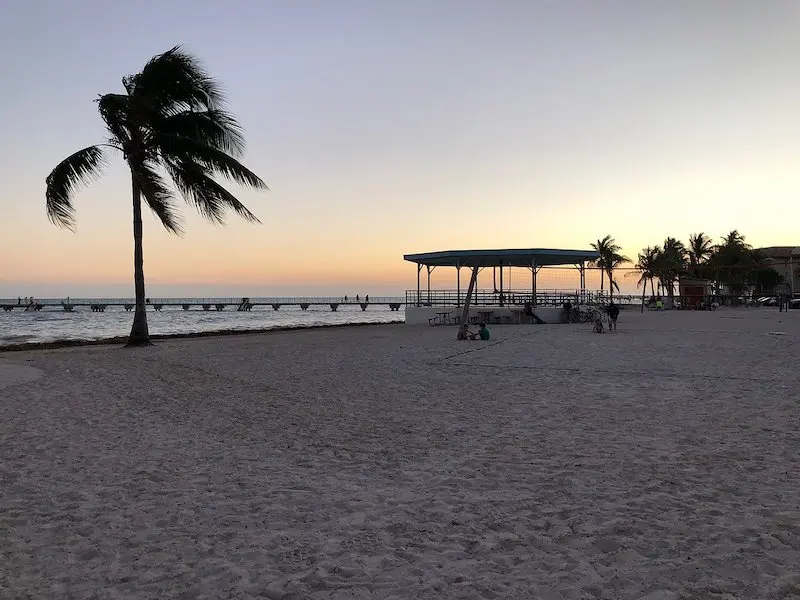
1, 310, 799, 599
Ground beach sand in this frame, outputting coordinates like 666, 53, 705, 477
1, 309, 799, 599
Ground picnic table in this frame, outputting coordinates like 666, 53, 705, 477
477, 310, 493, 323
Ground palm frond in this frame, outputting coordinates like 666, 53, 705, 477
130, 162, 184, 234
45, 146, 107, 229
155, 134, 267, 189
166, 160, 261, 225
160, 109, 246, 157
131, 46, 223, 113
96, 93, 132, 146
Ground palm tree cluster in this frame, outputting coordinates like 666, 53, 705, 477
45, 46, 267, 346
628, 230, 782, 309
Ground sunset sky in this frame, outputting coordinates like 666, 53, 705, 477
2, 0, 799, 297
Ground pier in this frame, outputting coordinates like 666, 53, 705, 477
0, 297, 405, 313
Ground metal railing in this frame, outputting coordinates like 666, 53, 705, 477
405, 289, 639, 307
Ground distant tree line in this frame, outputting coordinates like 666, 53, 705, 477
588, 231, 784, 302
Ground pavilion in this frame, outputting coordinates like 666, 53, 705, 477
403, 247, 600, 325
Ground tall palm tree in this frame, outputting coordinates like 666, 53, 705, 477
589, 237, 610, 293
605, 252, 630, 300
590, 235, 625, 296
688, 232, 714, 276
45, 46, 267, 346
628, 246, 659, 312
657, 237, 687, 300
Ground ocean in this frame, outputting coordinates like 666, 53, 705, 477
0, 304, 404, 347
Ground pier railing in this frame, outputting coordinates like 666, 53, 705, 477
405, 289, 639, 307
0, 296, 408, 313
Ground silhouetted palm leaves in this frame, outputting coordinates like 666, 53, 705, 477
45, 46, 267, 345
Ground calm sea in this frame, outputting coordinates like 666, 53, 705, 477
0, 304, 404, 347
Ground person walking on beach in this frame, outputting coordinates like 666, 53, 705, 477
607, 301, 619, 332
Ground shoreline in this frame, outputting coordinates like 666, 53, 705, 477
0, 320, 404, 353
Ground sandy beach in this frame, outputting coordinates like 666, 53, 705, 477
1, 308, 799, 599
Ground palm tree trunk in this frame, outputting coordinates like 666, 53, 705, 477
641, 279, 646, 313
608, 269, 614, 300
650, 278, 656, 297
127, 175, 151, 346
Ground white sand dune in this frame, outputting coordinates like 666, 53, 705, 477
1, 309, 799, 599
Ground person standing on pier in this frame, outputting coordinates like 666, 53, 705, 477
17, 297, 21, 305
356, 294, 360, 302
366, 294, 369, 302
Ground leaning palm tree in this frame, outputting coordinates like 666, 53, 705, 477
45, 46, 267, 346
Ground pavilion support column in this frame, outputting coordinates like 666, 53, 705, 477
426, 266, 432, 305
458, 266, 480, 335
499, 261, 504, 306
456, 265, 461, 307
416, 264, 422, 306
579, 262, 586, 301
532, 260, 538, 306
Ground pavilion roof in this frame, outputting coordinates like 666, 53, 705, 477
403, 248, 599, 268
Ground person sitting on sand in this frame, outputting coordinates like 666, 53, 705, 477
607, 302, 619, 332
457, 324, 479, 340
478, 322, 490, 340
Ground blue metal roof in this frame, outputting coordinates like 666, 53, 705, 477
403, 248, 599, 268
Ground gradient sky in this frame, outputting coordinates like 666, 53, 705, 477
2, 0, 799, 297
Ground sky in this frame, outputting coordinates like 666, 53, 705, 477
1, 0, 800, 297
